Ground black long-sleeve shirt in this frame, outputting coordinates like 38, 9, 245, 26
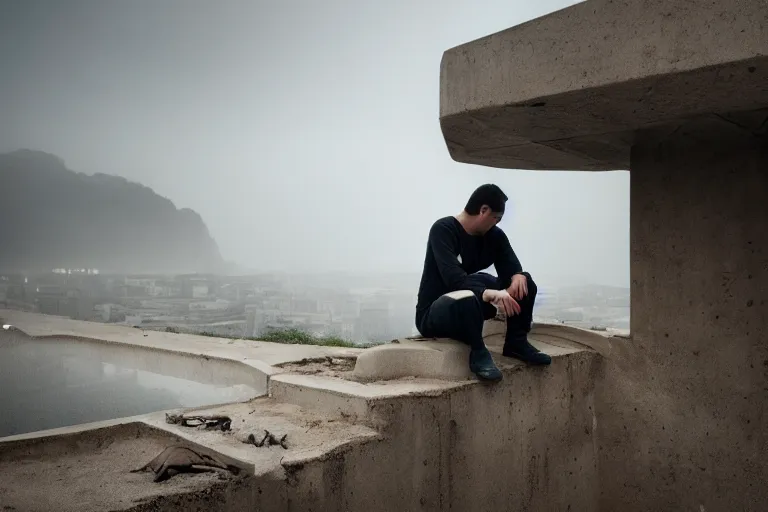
415, 216, 523, 325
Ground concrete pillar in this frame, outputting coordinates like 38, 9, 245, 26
597, 120, 768, 511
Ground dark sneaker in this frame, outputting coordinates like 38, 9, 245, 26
469, 347, 503, 382
503, 336, 552, 365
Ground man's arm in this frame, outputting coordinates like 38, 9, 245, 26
493, 228, 524, 289
429, 221, 487, 300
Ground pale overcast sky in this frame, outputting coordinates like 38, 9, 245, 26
0, 0, 629, 287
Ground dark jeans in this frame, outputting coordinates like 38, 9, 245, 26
416, 272, 537, 351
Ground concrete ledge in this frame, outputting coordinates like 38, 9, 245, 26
0, 309, 363, 439
351, 320, 611, 382
0, 309, 363, 366
269, 373, 472, 428
0, 421, 250, 512
0, 308, 609, 511
2, 328, 268, 392
269, 350, 604, 511
439, 0, 768, 170
1, 326, 269, 438
0, 398, 383, 511
352, 340, 474, 381
269, 374, 375, 422
529, 322, 617, 357
268, 323, 608, 429
0, 397, 383, 475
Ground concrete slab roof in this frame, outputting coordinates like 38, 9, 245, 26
439, 0, 768, 170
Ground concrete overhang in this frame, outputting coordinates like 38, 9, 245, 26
439, 0, 768, 170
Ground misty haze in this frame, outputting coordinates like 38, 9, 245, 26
0, 0, 629, 342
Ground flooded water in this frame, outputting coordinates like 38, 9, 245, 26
0, 331, 264, 437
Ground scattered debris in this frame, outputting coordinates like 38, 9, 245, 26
405, 335, 434, 342
165, 413, 232, 431
242, 430, 288, 449
131, 444, 240, 482
277, 356, 356, 376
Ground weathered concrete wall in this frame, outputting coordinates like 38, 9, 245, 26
274, 350, 603, 511
597, 123, 768, 511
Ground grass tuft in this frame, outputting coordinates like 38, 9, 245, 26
195, 327, 381, 348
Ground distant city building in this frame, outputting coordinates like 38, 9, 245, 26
52, 268, 99, 275
189, 299, 230, 311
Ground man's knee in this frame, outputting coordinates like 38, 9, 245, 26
443, 289, 476, 301
519, 272, 537, 296
436, 290, 483, 315
428, 291, 485, 331
444, 289, 497, 322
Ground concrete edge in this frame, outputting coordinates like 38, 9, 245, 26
0, 395, 263, 445
269, 375, 376, 425
0, 414, 257, 475
3, 323, 274, 393
0, 310, 365, 365
532, 322, 630, 358
269, 373, 480, 432
270, 373, 474, 400
18, 330, 255, 365
280, 431, 384, 469
0, 402, 388, 482
268, 352, 589, 421
0, 399, 249, 442
269, 337, 605, 404
0, 411, 158, 443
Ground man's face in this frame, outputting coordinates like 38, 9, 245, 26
478, 205, 504, 233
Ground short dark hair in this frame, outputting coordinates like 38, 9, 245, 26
464, 184, 508, 215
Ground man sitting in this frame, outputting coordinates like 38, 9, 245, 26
415, 184, 551, 382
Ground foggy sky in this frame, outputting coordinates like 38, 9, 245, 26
0, 0, 629, 287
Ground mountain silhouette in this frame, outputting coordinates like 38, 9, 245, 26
0, 150, 224, 274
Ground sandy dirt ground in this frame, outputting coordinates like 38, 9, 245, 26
275, 356, 356, 379
0, 399, 380, 512
0, 424, 235, 512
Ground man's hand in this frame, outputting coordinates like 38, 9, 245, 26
507, 274, 528, 301
482, 289, 521, 317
